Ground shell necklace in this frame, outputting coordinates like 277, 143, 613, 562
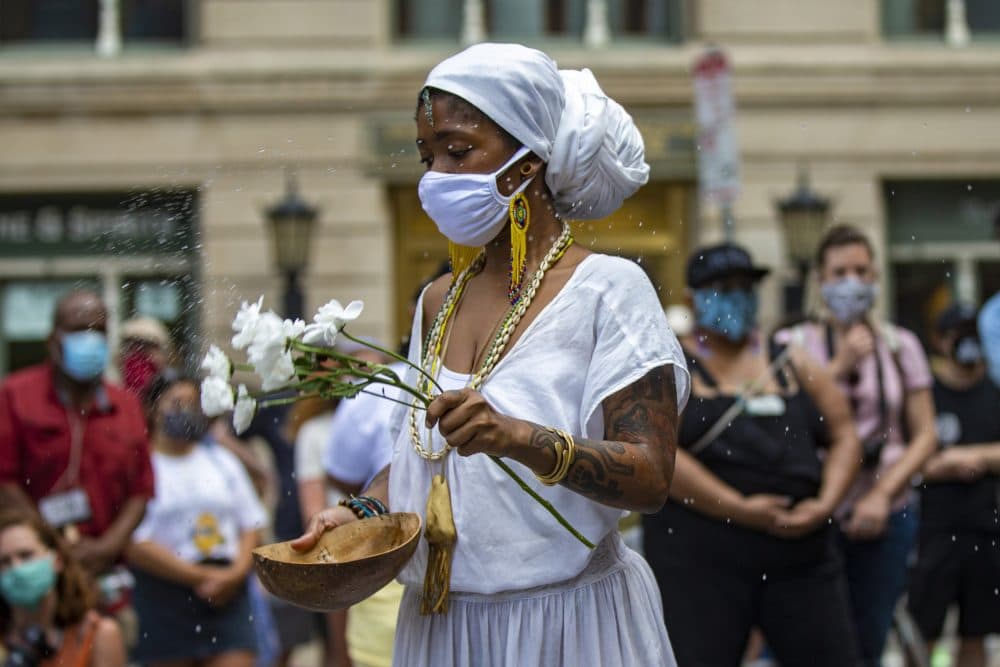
409, 222, 574, 461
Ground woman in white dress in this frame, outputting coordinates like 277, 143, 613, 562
294, 43, 689, 666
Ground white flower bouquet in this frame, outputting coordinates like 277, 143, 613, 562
200, 296, 593, 548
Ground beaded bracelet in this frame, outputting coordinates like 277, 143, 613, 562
338, 495, 388, 519
535, 427, 576, 486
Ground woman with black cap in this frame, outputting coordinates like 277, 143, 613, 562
907, 303, 1000, 667
643, 242, 862, 666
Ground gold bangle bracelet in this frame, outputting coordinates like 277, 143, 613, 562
535, 427, 575, 486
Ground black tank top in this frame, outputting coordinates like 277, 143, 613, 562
679, 351, 825, 500
922, 375, 1000, 532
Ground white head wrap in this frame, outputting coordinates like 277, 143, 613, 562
424, 43, 649, 220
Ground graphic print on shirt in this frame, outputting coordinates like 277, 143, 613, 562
193, 513, 225, 556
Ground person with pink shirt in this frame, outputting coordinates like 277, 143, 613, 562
774, 224, 938, 665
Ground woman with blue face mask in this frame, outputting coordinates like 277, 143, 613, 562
0, 510, 125, 666
643, 242, 863, 666
773, 224, 937, 666
125, 373, 267, 667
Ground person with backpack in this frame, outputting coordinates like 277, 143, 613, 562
774, 224, 938, 665
643, 242, 862, 666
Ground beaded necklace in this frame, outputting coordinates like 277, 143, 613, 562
410, 222, 574, 461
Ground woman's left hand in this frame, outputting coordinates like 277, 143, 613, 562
425, 389, 520, 458
843, 488, 891, 541
771, 498, 832, 539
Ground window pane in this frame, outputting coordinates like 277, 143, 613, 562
608, 0, 683, 41
122, 0, 186, 41
967, 0, 1000, 32
891, 261, 954, 346
0, 0, 98, 43
396, 0, 462, 39
489, 0, 544, 39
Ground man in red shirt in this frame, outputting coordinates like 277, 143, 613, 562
0, 290, 154, 585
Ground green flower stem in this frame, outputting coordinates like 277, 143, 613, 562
488, 456, 596, 550
258, 392, 322, 408
339, 329, 445, 392
358, 389, 428, 411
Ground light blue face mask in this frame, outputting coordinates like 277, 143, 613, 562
693, 288, 758, 342
60, 330, 108, 382
0, 555, 57, 609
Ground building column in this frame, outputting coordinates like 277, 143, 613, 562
461, 0, 486, 45
584, 0, 610, 47
946, 0, 971, 47
96, 0, 122, 57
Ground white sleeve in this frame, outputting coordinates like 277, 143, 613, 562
218, 448, 268, 532
130, 497, 160, 544
325, 387, 397, 489
294, 417, 330, 482
579, 257, 690, 437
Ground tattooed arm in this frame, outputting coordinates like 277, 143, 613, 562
427, 365, 680, 514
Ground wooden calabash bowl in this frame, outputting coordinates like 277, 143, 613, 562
253, 512, 421, 612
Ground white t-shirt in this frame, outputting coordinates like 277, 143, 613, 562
132, 443, 267, 563
294, 411, 344, 507
323, 366, 403, 491
389, 254, 690, 594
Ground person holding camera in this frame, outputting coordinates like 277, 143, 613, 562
0, 509, 125, 667
774, 224, 937, 665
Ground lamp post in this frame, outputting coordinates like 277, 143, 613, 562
266, 173, 318, 320
777, 167, 831, 318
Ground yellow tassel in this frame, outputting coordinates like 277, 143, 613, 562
509, 192, 530, 299
448, 242, 479, 281
421, 473, 456, 615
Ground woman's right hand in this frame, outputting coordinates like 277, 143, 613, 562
290, 505, 359, 552
832, 323, 875, 377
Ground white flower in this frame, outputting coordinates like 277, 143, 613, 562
200, 344, 232, 380
302, 299, 364, 346
231, 296, 264, 350
232, 384, 257, 435
247, 312, 305, 391
200, 376, 234, 417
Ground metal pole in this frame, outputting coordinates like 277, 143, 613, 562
722, 204, 734, 242
283, 269, 304, 321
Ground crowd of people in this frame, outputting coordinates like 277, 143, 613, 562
0, 41, 998, 667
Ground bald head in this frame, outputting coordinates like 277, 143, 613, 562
52, 289, 107, 334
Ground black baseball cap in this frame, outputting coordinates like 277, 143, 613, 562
686, 243, 770, 288
935, 303, 978, 333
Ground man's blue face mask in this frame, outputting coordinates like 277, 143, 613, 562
693, 288, 758, 342
59, 330, 108, 382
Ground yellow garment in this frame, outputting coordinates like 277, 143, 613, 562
346, 580, 405, 667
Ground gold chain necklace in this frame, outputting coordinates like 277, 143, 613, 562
409, 222, 574, 461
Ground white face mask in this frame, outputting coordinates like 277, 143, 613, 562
821, 276, 879, 324
417, 146, 534, 247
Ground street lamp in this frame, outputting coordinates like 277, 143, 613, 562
266, 172, 318, 320
776, 167, 831, 317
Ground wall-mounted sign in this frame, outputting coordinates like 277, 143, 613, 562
693, 48, 741, 206
0, 191, 196, 257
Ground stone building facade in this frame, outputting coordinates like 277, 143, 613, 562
1, 0, 998, 373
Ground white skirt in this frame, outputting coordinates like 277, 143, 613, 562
391, 533, 676, 667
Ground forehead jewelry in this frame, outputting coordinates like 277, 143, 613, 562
421, 88, 434, 127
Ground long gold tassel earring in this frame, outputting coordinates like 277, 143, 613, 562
448, 242, 479, 281
508, 189, 531, 304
